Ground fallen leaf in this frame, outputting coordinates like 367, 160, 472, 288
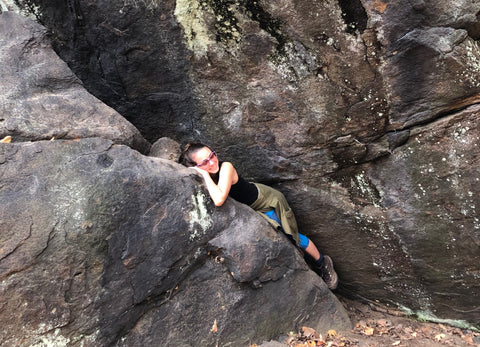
301, 326, 320, 339
210, 319, 218, 333
327, 329, 337, 337
421, 326, 432, 334
435, 333, 445, 341
392, 341, 400, 346
364, 327, 374, 336
356, 320, 367, 328
373, 0, 388, 13
0, 135, 11, 143
451, 328, 463, 336
377, 319, 390, 327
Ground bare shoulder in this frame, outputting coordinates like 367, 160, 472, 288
219, 161, 238, 183
220, 161, 236, 175
221, 161, 235, 170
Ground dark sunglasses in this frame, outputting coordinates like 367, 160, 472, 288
196, 151, 216, 167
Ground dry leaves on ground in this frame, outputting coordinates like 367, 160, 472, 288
352, 317, 480, 346
263, 320, 480, 347
281, 326, 354, 346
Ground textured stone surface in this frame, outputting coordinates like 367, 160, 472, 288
0, 11, 149, 153
0, 138, 350, 346
7, 0, 480, 330
365, 105, 480, 322
148, 136, 182, 161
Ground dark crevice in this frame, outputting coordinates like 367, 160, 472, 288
338, 0, 368, 35
327, 98, 480, 171
451, 10, 480, 41
378, 98, 480, 156
392, 98, 480, 133
244, 0, 288, 50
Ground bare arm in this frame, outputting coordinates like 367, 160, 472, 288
194, 162, 238, 206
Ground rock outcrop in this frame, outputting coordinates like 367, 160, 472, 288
0, 11, 149, 153
5, 0, 480, 331
0, 138, 350, 346
0, 11, 351, 346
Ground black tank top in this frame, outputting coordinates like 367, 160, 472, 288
211, 162, 258, 206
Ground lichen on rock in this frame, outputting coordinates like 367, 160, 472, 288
175, 0, 216, 54
188, 189, 213, 241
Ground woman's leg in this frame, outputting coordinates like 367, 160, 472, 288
304, 237, 321, 261
252, 183, 300, 245
253, 184, 338, 289
300, 234, 338, 290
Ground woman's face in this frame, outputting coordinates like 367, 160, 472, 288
191, 147, 219, 174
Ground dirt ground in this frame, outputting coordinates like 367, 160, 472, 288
257, 296, 480, 347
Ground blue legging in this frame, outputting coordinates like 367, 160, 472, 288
264, 210, 310, 250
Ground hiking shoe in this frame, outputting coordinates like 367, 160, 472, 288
319, 255, 338, 290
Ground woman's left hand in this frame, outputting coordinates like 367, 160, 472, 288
191, 166, 208, 175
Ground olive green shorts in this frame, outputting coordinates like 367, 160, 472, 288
250, 183, 300, 245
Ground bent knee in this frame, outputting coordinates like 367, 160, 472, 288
298, 233, 309, 250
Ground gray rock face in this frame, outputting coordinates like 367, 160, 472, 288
7, 0, 480, 331
0, 11, 351, 346
9, 0, 200, 143
365, 105, 480, 322
0, 138, 350, 346
0, 11, 149, 153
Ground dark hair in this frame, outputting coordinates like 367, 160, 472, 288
179, 142, 211, 167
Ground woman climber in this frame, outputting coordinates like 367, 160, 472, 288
180, 142, 338, 290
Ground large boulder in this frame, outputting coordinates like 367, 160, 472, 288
8, 0, 480, 329
3, 0, 200, 143
0, 138, 350, 346
0, 11, 149, 153
364, 104, 480, 322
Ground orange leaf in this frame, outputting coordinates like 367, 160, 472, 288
327, 329, 337, 337
377, 319, 389, 327
364, 327, 374, 336
373, 0, 388, 13
301, 326, 320, 339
